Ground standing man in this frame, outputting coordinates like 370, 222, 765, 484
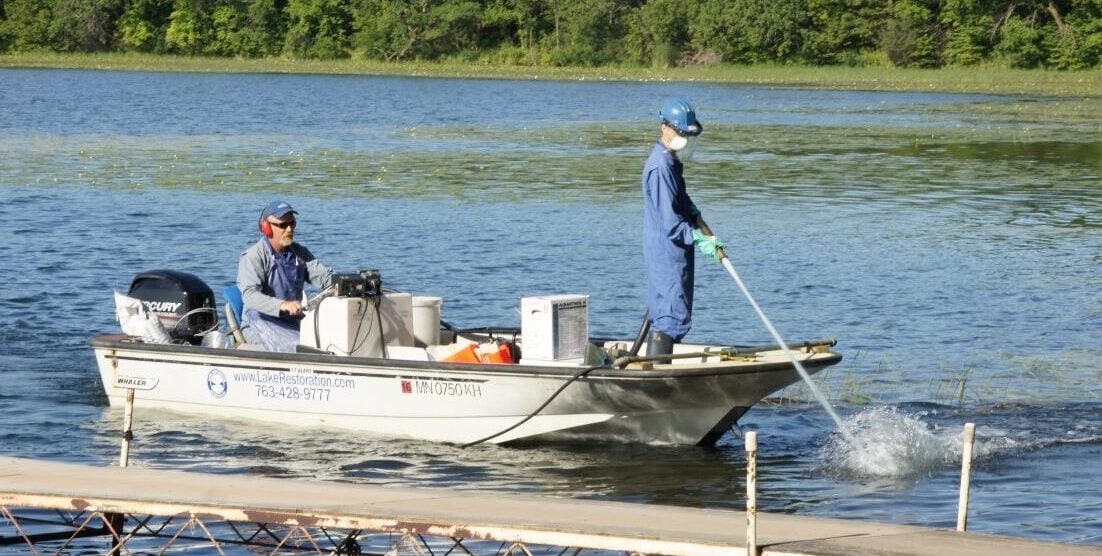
641, 98, 724, 357
238, 200, 334, 352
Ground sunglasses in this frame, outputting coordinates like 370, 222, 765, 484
269, 219, 296, 229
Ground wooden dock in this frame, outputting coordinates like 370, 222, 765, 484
1, 455, 1099, 555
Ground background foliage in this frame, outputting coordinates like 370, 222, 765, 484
2, 0, 1101, 68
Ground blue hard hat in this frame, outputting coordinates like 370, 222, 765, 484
659, 98, 703, 136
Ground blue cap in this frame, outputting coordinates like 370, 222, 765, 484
261, 201, 297, 220
659, 98, 703, 136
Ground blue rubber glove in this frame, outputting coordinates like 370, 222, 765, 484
691, 228, 725, 262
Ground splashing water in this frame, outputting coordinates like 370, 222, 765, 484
820, 407, 959, 479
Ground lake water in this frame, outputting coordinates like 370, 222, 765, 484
1, 68, 1099, 547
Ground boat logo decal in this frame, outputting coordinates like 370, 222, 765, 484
207, 368, 228, 398
115, 375, 159, 390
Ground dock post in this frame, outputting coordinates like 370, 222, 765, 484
104, 388, 137, 556
120, 388, 135, 468
957, 422, 976, 532
746, 431, 758, 556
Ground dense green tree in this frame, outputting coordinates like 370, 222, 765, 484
801, 0, 885, 64
687, 0, 805, 64
352, 0, 514, 61
5, 0, 1102, 68
476, 0, 635, 65
682, 0, 734, 63
116, 0, 173, 51
1046, 0, 1102, 67
0, 1, 7, 51
420, 0, 484, 58
284, 0, 349, 58
47, 0, 121, 50
0, 0, 54, 50
236, 0, 285, 55
994, 13, 1048, 67
624, 0, 689, 67
540, 0, 626, 65
483, 0, 548, 62
881, 0, 939, 67
940, 0, 993, 66
986, 0, 1083, 67
350, 0, 427, 61
206, 3, 241, 54
164, 0, 203, 53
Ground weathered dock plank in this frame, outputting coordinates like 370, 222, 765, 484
0, 456, 1098, 556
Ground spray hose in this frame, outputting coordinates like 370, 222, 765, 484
718, 254, 851, 439
460, 364, 606, 448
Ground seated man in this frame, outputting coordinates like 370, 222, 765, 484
237, 200, 333, 352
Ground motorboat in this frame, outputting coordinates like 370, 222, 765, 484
92, 269, 842, 446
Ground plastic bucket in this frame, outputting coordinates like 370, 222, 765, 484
441, 343, 479, 363
478, 342, 513, 364
412, 296, 442, 347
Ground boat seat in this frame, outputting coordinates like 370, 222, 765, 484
222, 285, 248, 347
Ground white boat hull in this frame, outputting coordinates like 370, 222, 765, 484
91, 334, 842, 446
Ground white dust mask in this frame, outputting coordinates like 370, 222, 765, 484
668, 134, 688, 152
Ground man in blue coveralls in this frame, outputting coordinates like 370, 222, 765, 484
238, 200, 334, 352
642, 98, 724, 358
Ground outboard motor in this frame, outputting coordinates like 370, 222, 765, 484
128, 270, 217, 345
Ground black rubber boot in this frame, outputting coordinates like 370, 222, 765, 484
645, 330, 675, 363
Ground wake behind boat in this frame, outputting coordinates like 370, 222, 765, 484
92, 270, 842, 446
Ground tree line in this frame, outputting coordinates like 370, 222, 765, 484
2, 0, 1101, 69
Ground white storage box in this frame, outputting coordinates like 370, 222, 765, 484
412, 295, 443, 346
300, 292, 414, 357
521, 294, 589, 362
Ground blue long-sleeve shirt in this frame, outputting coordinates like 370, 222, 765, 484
642, 141, 698, 340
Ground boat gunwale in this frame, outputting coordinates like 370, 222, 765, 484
90, 333, 842, 380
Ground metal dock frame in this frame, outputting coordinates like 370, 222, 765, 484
2, 456, 1100, 556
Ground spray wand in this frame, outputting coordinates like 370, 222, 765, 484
698, 217, 854, 443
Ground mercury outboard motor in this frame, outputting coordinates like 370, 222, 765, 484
128, 270, 217, 345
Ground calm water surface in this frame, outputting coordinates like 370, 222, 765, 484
0, 69, 1100, 546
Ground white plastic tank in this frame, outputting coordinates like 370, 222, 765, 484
300, 293, 414, 357
412, 296, 443, 346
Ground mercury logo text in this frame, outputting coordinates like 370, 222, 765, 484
142, 301, 182, 312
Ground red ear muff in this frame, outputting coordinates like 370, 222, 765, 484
260, 219, 273, 237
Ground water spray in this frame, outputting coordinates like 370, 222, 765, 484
718, 255, 856, 444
